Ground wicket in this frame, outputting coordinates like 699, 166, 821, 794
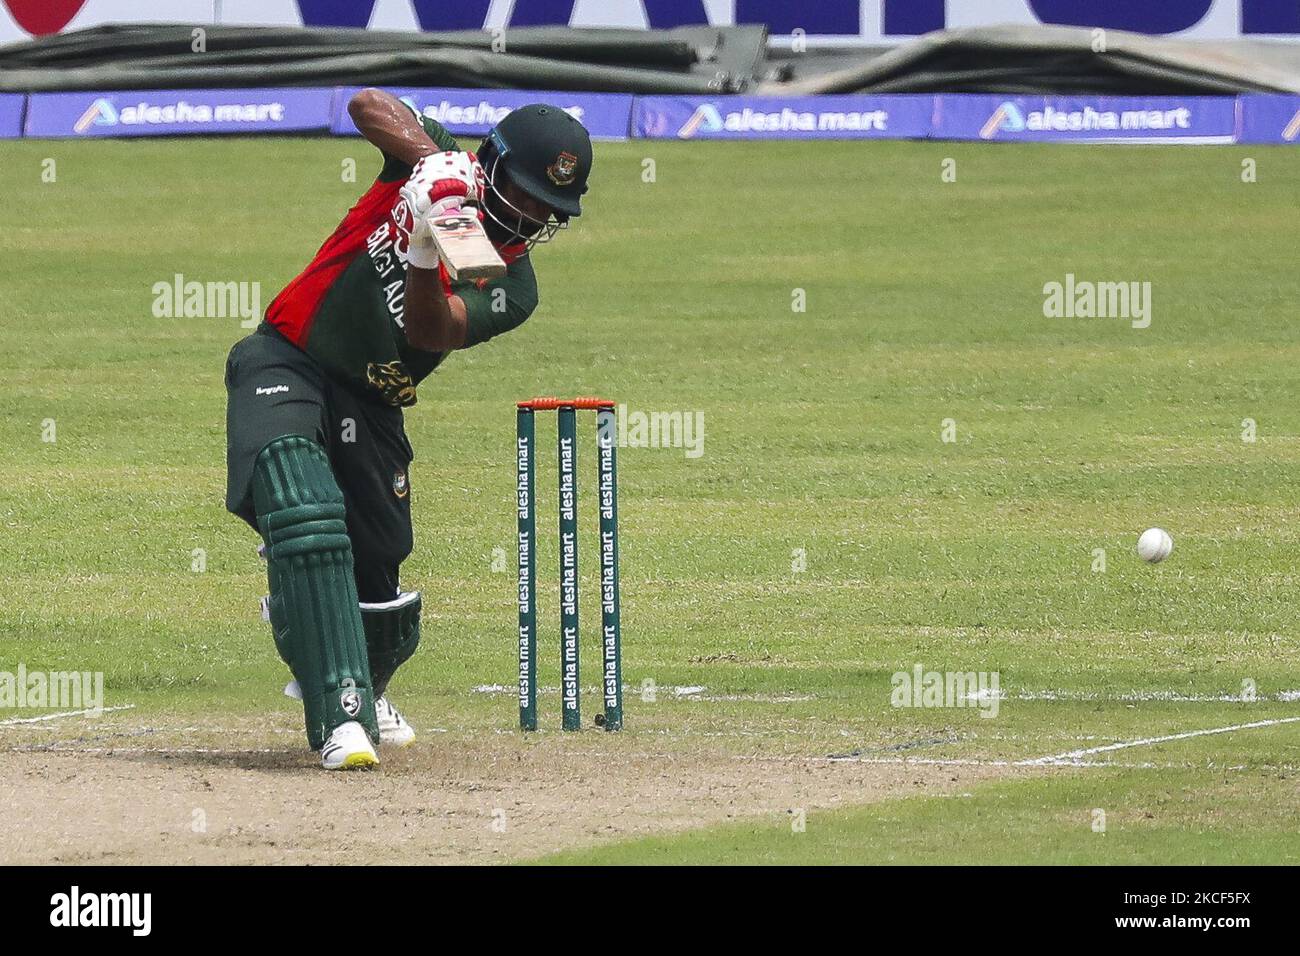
516, 397, 623, 732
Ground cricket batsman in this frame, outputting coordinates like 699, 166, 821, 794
223, 89, 592, 769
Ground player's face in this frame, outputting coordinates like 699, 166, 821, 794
501, 180, 555, 232
480, 154, 565, 248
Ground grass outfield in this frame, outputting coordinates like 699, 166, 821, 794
539, 765, 1300, 865
0, 137, 1297, 864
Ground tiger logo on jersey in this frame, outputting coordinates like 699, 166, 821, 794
366, 360, 417, 407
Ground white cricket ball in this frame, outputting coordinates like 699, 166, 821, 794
1136, 527, 1173, 563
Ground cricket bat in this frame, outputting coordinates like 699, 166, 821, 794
429, 206, 506, 281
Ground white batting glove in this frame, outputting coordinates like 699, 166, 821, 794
401, 150, 484, 218
393, 151, 484, 270
404, 220, 442, 271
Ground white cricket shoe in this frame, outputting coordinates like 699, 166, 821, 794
376, 696, 416, 748
320, 720, 379, 770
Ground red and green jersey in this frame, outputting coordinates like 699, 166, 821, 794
264, 113, 539, 407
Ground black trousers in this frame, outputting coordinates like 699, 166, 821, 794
225, 324, 414, 602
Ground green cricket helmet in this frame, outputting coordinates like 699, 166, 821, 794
479, 104, 592, 247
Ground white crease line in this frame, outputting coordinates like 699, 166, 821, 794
820, 756, 1263, 771
1019, 716, 1300, 766
0, 704, 135, 726
966, 689, 1300, 704
690, 694, 815, 702
480, 684, 1300, 705
475, 683, 705, 695
473, 684, 810, 703
826, 756, 1012, 767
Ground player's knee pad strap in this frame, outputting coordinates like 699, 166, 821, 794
253, 435, 379, 750
360, 591, 422, 698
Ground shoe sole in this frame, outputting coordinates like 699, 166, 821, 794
380, 733, 416, 749
326, 751, 379, 770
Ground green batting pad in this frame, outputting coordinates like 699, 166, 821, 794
253, 435, 379, 750
360, 590, 422, 698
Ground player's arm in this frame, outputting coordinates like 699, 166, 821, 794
348, 88, 439, 167
406, 260, 539, 352
455, 262, 539, 348
403, 270, 467, 352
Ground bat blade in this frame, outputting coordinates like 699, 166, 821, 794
428, 207, 506, 281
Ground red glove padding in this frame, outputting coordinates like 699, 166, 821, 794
402, 151, 484, 218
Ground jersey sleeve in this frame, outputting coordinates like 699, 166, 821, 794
456, 255, 539, 348
378, 104, 461, 182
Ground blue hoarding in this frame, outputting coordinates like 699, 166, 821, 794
25, 88, 336, 138
635, 95, 934, 140
1237, 95, 1300, 144
331, 87, 633, 140
933, 95, 1238, 143
0, 94, 24, 139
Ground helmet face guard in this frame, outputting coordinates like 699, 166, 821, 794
480, 135, 567, 251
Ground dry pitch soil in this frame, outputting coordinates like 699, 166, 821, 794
0, 712, 1026, 864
